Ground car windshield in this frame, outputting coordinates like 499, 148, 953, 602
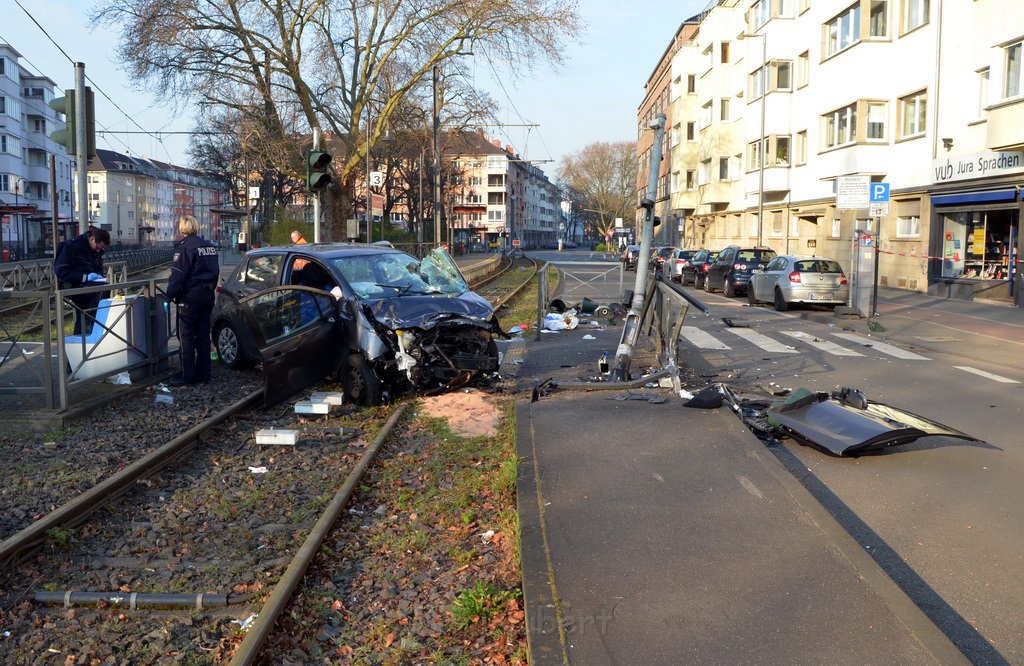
329, 248, 468, 299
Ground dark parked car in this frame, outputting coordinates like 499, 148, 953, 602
650, 246, 676, 277
211, 243, 505, 406
679, 249, 715, 287
703, 246, 777, 297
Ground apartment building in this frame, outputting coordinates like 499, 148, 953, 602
88, 149, 227, 246
445, 129, 561, 249
0, 45, 74, 261
650, 0, 1024, 305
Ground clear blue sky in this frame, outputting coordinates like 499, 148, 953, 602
7, 0, 711, 174
476, 0, 710, 172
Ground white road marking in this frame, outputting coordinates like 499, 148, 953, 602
725, 328, 799, 354
954, 366, 1020, 384
781, 331, 864, 356
830, 332, 931, 360
680, 326, 731, 350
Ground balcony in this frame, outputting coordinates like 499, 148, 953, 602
744, 167, 790, 196
698, 180, 738, 206
986, 98, 1024, 151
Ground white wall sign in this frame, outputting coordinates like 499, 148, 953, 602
932, 151, 1024, 183
837, 175, 870, 209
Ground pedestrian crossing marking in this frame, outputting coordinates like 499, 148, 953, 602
680, 326, 731, 350
954, 366, 1019, 384
830, 332, 930, 360
725, 328, 800, 354
780, 331, 864, 356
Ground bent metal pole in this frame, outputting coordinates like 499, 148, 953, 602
611, 113, 666, 381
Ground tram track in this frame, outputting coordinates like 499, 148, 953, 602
0, 252, 539, 664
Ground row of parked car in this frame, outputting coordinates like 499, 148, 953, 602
633, 244, 850, 311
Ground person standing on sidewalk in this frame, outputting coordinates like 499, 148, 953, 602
54, 228, 111, 334
167, 215, 219, 386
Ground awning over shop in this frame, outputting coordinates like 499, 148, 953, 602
931, 189, 1018, 206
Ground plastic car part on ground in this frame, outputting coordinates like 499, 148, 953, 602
763, 387, 982, 456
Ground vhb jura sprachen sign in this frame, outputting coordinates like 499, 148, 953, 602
933, 151, 1024, 183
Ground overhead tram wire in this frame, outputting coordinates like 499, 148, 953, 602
11, 0, 172, 158
479, 51, 557, 165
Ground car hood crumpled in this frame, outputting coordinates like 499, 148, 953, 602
766, 388, 982, 456
364, 291, 499, 331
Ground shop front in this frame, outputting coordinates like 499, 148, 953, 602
929, 151, 1024, 305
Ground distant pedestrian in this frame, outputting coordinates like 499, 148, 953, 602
54, 228, 111, 334
291, 230, 308, 244
167, 215, 219, 386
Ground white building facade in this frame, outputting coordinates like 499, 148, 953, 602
660, 0, 1024, 305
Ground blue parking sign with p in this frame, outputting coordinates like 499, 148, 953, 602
870, 182, 890, 203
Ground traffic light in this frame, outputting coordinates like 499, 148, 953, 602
306, 150, 332, 191
48, 87, 96, 159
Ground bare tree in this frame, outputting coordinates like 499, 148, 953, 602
92, 0, 582, 240
558, 140, 637, 246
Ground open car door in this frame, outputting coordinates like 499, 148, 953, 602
238, 286, 346, 406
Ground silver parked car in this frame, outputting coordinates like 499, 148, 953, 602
747, 255, 849, 311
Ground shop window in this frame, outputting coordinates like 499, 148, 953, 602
1004, 41, 1021, 99
831, 218, 842, 238
899, 90, 926, 138
940, 209, 1016, 280
771, 213, 784, 237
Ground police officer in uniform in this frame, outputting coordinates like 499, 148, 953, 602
54, 228, 111, 334
167, 215, 219, 385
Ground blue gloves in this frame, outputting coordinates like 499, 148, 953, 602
85, 272, 107, 283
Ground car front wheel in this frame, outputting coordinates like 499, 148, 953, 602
215, 322, 249, 369
343, 353, 384, 406
747, 286, 758, 306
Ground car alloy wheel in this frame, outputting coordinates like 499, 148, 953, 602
724, 279, 735, 297
343, 353, 383, 406
215, 323, 245, 369
747, 285, 758, 306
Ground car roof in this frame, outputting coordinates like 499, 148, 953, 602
249, 242, 406, 259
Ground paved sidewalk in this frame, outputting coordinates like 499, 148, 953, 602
513, 314, 968, 665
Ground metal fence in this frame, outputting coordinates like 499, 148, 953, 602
0, 278, 176, 414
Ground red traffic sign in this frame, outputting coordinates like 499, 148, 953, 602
512, 239, 521, 247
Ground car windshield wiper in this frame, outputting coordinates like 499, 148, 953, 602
374, 282, 413, 294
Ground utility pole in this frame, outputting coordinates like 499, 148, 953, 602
74, 63, 88, 234
49, 155, 58, 255
611, 113, 666, 381
432, 64, 442, 248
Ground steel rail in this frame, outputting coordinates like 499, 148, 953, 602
229, 405, 408, 666
0, 389, 264, 567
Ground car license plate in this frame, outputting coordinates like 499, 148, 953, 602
809, 293, 833, 300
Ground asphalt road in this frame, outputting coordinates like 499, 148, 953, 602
665, 279, 1023, 665
530, 248, 1023, 663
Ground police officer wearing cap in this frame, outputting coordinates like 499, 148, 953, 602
167, 215, 219, 386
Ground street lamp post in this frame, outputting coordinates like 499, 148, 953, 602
14, 176, 27, 260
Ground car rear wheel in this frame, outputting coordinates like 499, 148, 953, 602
703, 274, 714, 293
693, 273, 702, 289
724, 279, 736, 298
342, 353, 384, 406
215, 322, 249, 369
773, 288, 789, 312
